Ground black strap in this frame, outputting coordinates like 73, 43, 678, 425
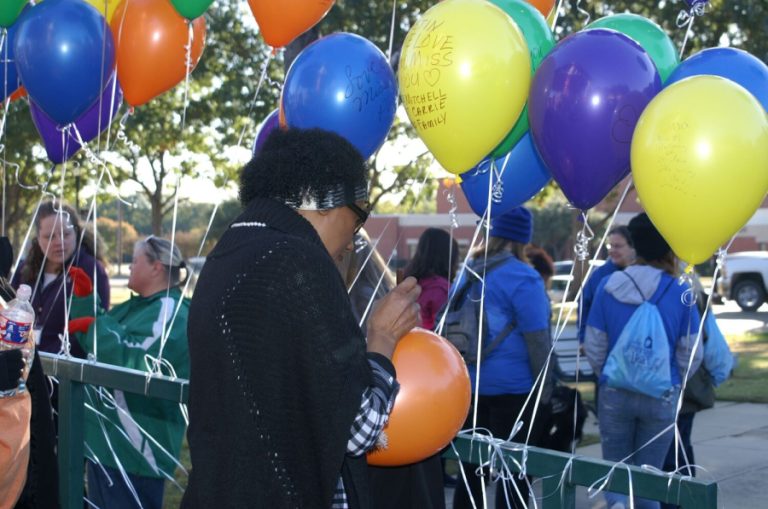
451, 256, 510, 307
622, 271, 675, 304
481, 317, 517, 359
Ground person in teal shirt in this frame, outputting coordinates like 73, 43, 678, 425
68, 236, 190, 509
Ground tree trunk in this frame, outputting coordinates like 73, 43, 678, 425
151, 196, 164, 236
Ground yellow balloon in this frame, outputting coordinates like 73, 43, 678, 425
632, 75, 768, 265
399, 0, 531, 174
84, 0, 120, 21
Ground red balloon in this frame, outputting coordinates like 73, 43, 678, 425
367, 329, 471, 466
247, 0, 335, 48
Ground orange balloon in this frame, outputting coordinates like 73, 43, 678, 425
111, 0, 206, 107
528, 0, 555, 18
247, 0, 335, 48
367, 329, 471, 467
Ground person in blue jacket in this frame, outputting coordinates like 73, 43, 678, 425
452, 207, 553, 509
578, 225, 635, 343
584, 213, 702, 509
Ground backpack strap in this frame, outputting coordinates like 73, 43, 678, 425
450, 255, 516, 359
651, 276, 676, 306
622, 271, 647, 301
451, 255, 510, 308
481, 316, 517, 359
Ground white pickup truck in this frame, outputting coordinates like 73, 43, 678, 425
718, 251, 768, 311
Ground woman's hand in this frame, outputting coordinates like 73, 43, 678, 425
366, 277, 422, 359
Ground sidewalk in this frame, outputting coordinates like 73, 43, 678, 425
573, 401, 768, 508
445, 401, 768, 508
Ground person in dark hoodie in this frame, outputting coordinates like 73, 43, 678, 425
584, 213, 702, 509
182, 128, 421, 509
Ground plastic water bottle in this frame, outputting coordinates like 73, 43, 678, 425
0, 284, 35, 397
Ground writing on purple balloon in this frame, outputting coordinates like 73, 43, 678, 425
611, 104, 639, 144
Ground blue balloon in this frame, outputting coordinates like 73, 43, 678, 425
282, 33, 397, 159
13, 0, 115, 126
667, 47, 768, 111
1, 18, 20, 101
460, 133, 550, 218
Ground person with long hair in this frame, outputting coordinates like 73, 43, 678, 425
452, 207, 553, 509
584, 213, 702, 509
12, 200, 110, 358
338, 230, 396, 328
67, 237, 190, 509
403, 228, 459, 330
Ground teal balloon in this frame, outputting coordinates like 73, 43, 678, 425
489, 0, 555, 158
169, 0, 213, 20
587, 13, 679, 83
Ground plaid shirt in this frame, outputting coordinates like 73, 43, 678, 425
331, 354, 399, 509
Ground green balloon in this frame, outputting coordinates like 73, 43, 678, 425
489, 0, 555, 159
0, 0, 27, 28
587, 13, 679, 83
170, 0, 214, 20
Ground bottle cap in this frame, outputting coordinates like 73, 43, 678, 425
16, 284, 32, 301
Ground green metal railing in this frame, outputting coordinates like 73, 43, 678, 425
41, 352, 718, 509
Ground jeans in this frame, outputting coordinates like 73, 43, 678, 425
86, 460, 165, 509
598, 385, 678, 509
660, 412, 696, 509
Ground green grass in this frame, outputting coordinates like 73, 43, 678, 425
163, 438, 191, 509
714, 332, 768, 403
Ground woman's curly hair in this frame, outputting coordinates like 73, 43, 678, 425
239, 128, 367, 208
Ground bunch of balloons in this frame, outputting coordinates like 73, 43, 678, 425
397, 0, 768, 268
3, 0, 211, 165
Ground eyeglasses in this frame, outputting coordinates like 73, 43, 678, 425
347, 202, 370, 234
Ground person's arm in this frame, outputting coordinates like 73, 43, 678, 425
345, 353, 399, 455
676, 303, 703, 381
512, 275, 554, 400
584, 284, 610, 376
76, 295, 182, 372
365, 277, 421, 360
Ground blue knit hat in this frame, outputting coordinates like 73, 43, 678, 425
490, 207, 533, 244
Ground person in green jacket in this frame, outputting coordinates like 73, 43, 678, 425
68, 236, 190, 509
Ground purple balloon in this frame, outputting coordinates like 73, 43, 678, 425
31, 74, 122, 164
528, 29, 661, 210
252, 109, 280, 157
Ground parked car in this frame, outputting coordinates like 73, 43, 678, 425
549, 259, 605, 303
718, 251, 768, 311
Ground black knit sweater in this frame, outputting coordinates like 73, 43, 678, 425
182, 198, 373, 509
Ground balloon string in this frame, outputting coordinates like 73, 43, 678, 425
445, 185, 459, 230
113, 109, 141, 157
576, 0, 591, 26
71, 124, 133, 207
573, 211, 594, 261
181, 21, 195, 132
550, 0, 565, 31
386, 0, 398, 63
678, 14, 696, 59
237, 51, 274, 149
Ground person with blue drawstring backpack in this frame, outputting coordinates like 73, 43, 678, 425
660, 284, 734, 509
584, 213, 703, 509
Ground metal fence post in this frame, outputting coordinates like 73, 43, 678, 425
58, 377, 85, 509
